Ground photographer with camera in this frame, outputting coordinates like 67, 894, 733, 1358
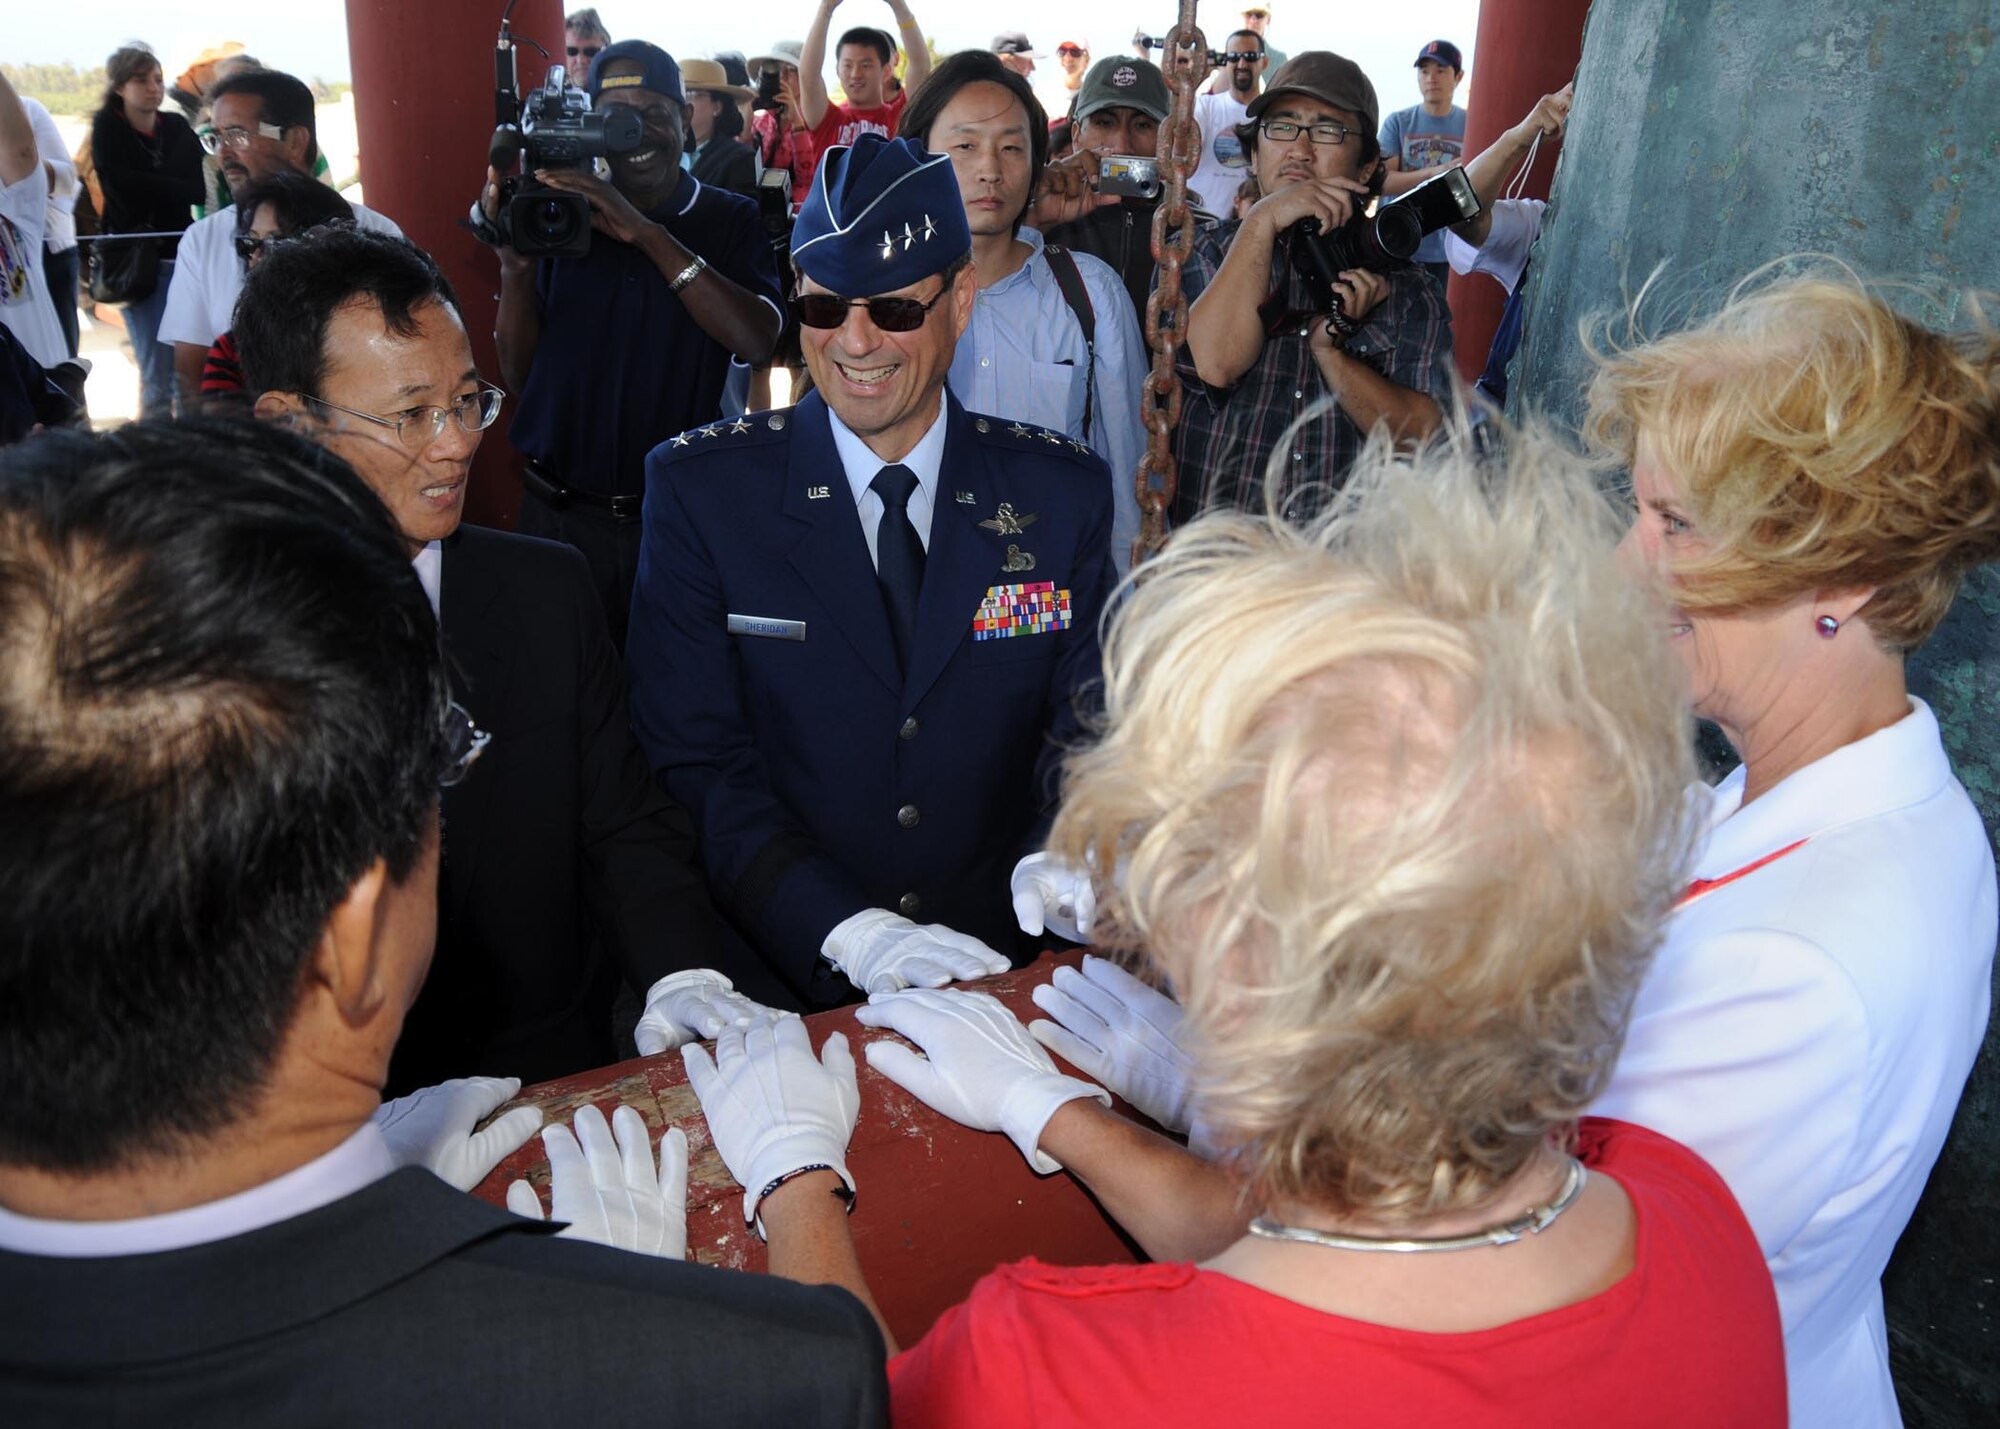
1172, 52, 1452, 524
480, 42, 782, 650
751, 40, 818, 208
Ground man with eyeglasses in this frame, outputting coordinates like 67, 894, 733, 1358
237, 223, 766, 1096
1188, 31, 1267, 214
158, 69, 401, 416
1171, 52, 1452, 522
480, 40, 782, 651
564, 7, 612, 88
0, 418, 888, 1425
627, 135, 1114, 1010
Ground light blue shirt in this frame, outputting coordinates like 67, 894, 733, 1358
827, 390, 949, 568
947, 227, 1147, 574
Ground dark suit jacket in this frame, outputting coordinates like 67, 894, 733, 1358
388, 525, 757, 1095
689, 138, 758, 198
626, 394, 1115, 1005
0, 1168, 888, 1426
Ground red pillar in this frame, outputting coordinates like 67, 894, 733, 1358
344, 0, 565, 528
1450, 0, 1593, 388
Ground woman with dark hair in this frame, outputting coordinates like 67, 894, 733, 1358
198, 171, 354, 404
88, 43, 204, 418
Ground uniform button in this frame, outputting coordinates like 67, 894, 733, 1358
898, 716, 920, 740
898, 892, 922, 917
897, 804, 921, 829
1293, 390, 1304, 400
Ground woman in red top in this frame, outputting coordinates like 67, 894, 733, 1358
684, 426, 1787, 1426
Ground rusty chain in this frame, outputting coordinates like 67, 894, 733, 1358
1134, 1, 1209, 565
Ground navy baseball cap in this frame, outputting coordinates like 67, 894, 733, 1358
1414, 40, 1463, 72
791, 135, 972, 295
587, 41, 685, 103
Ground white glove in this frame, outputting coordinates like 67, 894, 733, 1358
372, 1075, 544, 1192
1009, 851, 1097, 942
503, 1103, 688, 1260
1029, 955, 1194, 1134
681, 1013, 860, 1232
821, 907, 1012, 995
634, 968, 774, 1056
855, 988, 1109, 1173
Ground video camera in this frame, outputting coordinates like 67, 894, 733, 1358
486, 8, 641, 257
1289, 166, 1480, 319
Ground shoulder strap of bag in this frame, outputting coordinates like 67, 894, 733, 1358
1042, 244, 1096, 442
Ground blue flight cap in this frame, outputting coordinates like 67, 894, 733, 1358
587, 41, 684, 103
791, 135, 972, 296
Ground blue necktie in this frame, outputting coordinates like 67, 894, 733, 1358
869, 463, 925, 671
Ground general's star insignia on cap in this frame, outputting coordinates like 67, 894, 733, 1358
881, 230, 896, 261
901, 221, 916, 250
923, 215, 936, 240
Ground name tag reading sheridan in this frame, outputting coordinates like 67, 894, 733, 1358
727, 613, 807, 641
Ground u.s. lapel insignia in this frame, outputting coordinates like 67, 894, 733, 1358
979, 502, 1039, 536
806, 485, 831, 500
955, 490, 976, 505
1003, 543, 1036, 572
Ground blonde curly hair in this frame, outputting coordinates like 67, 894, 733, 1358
1585, 263, 2000, 651
1048, 422, 1697, 1222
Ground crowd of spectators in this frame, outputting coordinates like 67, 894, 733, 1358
1, 11, 1997, 1428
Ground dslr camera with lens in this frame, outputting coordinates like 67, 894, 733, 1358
485, 8, 642, 258
1288, 166, 1481, 316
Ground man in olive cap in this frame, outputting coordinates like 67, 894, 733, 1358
1174, 51, 1453, 522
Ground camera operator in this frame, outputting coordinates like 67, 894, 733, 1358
750, 41, 817, 208
1031, 55, 1175, 328
1172, 51, 1451, 524
480, 42, 782, 650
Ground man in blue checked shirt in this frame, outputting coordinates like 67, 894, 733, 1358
626, 136, 1114, 1010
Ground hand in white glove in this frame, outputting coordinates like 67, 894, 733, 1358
855, 988, 1109, 1173
503, 1103, 688, 1260
1010, 851, 1097, 942
1029, 955, 1194, 1134
681, 1013, 860, 1232
372, 1075, 544, 1192
821, 907, 1012, 996
634, 968, 774, 1056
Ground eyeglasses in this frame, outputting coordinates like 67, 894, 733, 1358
1057, 46, 1084, 57
790, 287, 951, 333
1260, 118, 1355, 145
1226, 50, 1266, 63
440, 700, 491, 788
567, 44, 603, 59
304, 385, 507, 450
200, 119, 289, 154
233, 234, 272, 262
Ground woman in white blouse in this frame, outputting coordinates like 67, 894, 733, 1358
1584, 269, 2000, 1427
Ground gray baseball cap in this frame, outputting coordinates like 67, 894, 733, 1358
1245, 50, 1380, 137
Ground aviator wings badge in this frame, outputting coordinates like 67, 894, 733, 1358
979, 502, 1040, 537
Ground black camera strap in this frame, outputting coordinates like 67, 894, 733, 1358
1042, 244, 1096, 442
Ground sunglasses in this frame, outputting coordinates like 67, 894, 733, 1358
567, 44, 603, 59
789, 286, 951, 333
1057, 46, 1084, 56
233, 234, 272, 261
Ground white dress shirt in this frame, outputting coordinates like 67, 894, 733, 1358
0, 1123, 396, 1258
1594, 698, 1995, 1428
412, 539, 443, 616
827, 390, 948, 569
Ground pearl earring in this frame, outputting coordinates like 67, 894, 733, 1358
1816, 615, 1840, 639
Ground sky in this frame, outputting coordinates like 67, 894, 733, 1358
31, 2, 1489, 112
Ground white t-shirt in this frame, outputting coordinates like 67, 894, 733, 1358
1442, 197, 1544, 294
0, 167, 68, 370
1594, 699, 1994, 1429
22, 97, 78, 254
1188, 92, 1253, 215
159, 198, 404, 349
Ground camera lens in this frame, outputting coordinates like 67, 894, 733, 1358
1372, 204, 1427, 263
531, 198, 582, 248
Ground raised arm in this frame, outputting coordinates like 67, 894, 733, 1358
0, 67, 40, 187
1450, 83, 1571, 247
800, 0, 842, 131
889, 0, 931, 100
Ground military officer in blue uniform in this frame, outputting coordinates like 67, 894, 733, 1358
627, 135, 1115, 1008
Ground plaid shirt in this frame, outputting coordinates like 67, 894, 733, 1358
1169, 218, 1455, 523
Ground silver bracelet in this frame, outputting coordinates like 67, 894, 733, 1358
669, 254, 708, 293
